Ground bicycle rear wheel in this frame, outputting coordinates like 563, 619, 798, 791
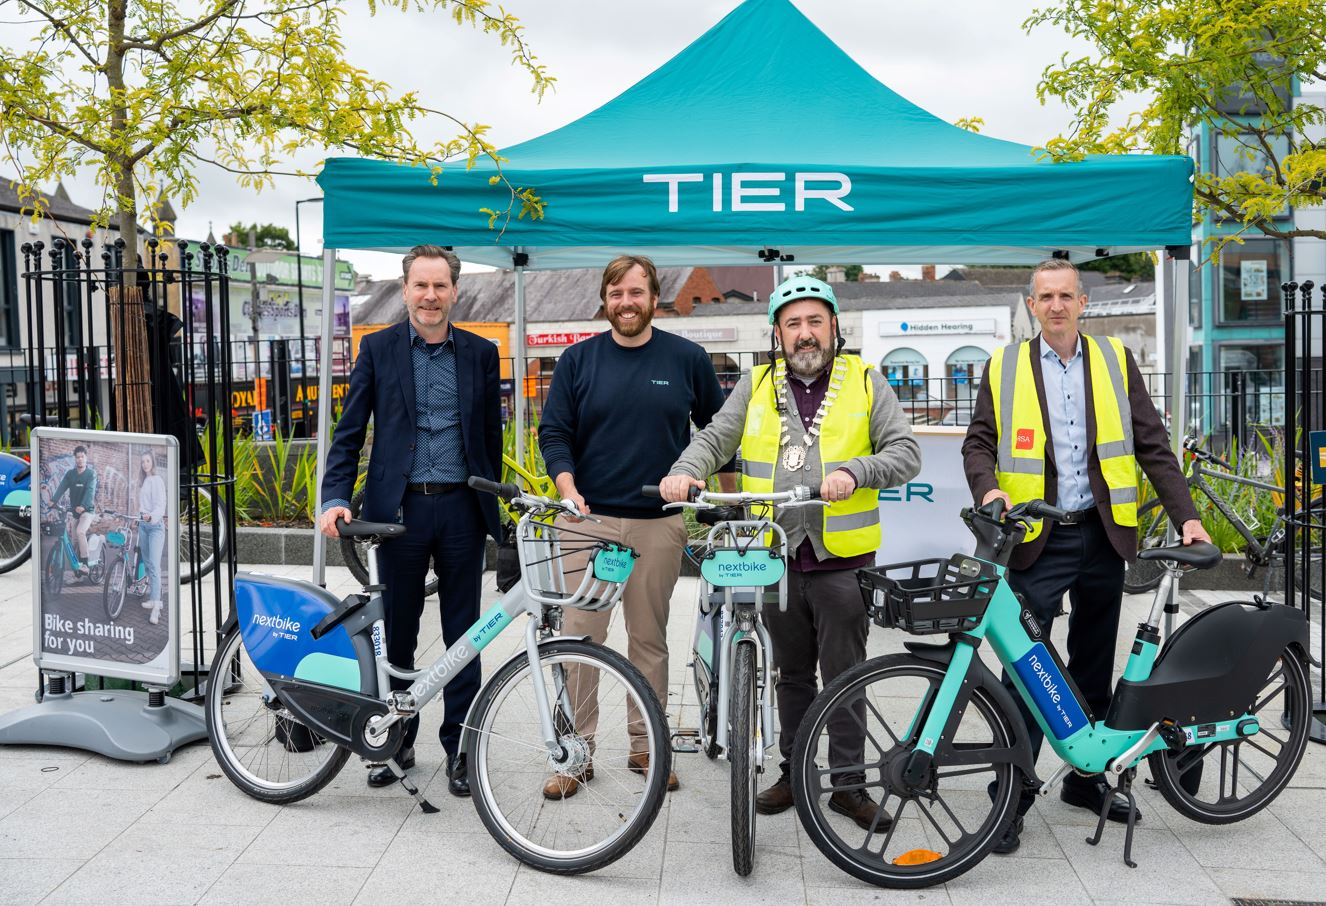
205, 625, 350, 804
342, 488, 439, 595
1148, 644, 1311, 824
791, 654, 1021, 889
0, 518, 31, 574
1124, 497, 1170, 595
466, 638, 670, 874
103, 558, 127, 620
179, 485, 229, 584
729, 642, 758, 877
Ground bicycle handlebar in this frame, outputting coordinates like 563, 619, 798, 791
467, 476, 523, 502
468, 475, 591, 520
644, 484, 822, 508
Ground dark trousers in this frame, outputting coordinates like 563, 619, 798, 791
763, 567, 869, 778
377, 488, 486, 755
1004, 514, 1125, 813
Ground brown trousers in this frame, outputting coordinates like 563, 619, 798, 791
555, 513, 687, 754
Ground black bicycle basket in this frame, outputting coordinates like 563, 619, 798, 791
857, 554, 998, 635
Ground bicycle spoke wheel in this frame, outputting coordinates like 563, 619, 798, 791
342, 488, 439, 595
1124, 498, 1170, 595
180, 485, 228, 584
792, 654, 1021, 889
1147, 646, 1311, 824
729, 642, 757, 877
103, 558, 127, 620
467, 638, 670, 874
205, 625, 349, 804
43, 541, 64, 596
0, 520, 31, 574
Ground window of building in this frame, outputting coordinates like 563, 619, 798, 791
0, 230, 18, 348
58, 242, 83, 347
1217, 342, 1284, 426
1189, 257, 1202, 331
1214, 132, 1292, 220
945, 345, 989, 418
881, 347, 928, 402
1218, 238, 1285, 324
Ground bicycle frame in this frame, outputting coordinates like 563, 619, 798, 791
1186, 460, 1287, 563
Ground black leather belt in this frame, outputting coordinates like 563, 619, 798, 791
405, 481, 465, 495
1059, 506, 1098, 526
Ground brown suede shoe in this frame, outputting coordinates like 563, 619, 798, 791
627, 753, 679, 791
755, 775, 794, 815
829, 789, 892, 832
542, 764, 593, 800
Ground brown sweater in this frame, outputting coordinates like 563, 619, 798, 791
962, 335, 1198, 570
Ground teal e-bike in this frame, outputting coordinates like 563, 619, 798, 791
790, 498, 1315, 888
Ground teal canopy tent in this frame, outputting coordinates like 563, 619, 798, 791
309, 0, 1195, 577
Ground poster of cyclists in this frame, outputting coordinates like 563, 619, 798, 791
31, 427, 180, 685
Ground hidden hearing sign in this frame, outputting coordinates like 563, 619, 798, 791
31, 428, 180, 685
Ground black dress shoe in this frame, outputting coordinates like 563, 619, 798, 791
1060, 773, 1141, 824
447, 753, 470, 798
992, 815, 1023, 855
367, 747, 415, 788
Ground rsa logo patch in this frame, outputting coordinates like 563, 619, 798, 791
1015, 428, 1035, 450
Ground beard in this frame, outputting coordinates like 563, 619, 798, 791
607, 303, 654, 338
784, 338, 833, 377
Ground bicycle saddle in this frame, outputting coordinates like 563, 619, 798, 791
1136, 540, 1221, 569
336, 519, 407, 539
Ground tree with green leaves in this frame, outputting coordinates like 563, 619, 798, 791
0, 0, 553, 245
1026, 1, 1326, 249
230, 222, 295, 251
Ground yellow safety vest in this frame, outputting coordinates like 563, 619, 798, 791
989, 335, 1138, 543
741, 355, 880, 558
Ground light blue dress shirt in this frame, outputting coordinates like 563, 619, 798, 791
1039, 335, 1094, 511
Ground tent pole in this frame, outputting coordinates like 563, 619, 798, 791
1163, 247, 1190, 638
312, 247, 337, 587
514, 257, 527, 468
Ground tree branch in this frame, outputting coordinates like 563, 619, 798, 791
16, 0, 101, 69
2, 102, 110, 155
121, 0, 242, 55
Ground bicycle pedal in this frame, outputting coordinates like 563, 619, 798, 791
671, 730, 701, 754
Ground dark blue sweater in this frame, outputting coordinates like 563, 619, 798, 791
538, 329, 731, 519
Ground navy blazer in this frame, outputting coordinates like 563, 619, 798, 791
321, 320, 502, 541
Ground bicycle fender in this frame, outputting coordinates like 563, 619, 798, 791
903, 639, 1039, 779
457, 634, 590, 757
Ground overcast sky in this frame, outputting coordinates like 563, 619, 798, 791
12, 0, 1110, 280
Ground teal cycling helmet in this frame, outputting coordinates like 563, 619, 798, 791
768, 275, 838, 324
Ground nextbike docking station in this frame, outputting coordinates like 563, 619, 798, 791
0, 672, 206, 763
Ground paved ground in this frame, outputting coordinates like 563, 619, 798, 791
1, 559, 1324, 905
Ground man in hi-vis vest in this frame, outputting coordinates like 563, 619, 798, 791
963, 258, 1210, 855
662, 275, 921, 832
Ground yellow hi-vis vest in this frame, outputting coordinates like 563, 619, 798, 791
740, 355, 880, 558
989, 335, 1139, 543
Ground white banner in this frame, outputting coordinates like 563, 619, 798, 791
876, 428, 974, 565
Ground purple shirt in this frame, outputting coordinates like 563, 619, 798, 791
784, 367, 874, 574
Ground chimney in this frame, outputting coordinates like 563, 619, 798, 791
825, 265, 847, 283
858, 271, 880, 282
888, 270, 904, 282
921, 265, 936, 281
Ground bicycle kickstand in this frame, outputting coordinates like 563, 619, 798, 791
1085, 767, 1140, 868
383, 758, 440, 814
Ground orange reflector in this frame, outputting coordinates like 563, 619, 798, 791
893, 849, 942, 866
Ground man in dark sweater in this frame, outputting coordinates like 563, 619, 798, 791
52, 445, 98, 576
537, 255, 735, 798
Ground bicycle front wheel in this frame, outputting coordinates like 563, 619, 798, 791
1124, 497, 1170, 595
205, 625, 350, 804
466, 638, 670, 874
729, 642, 758, 877
1147, 644, 1312, 824
791, 654, 1021, 889
0, 517, 31, 575
43, 541, 64, 596
180, 485, 229, 584
103, 558, 127, 620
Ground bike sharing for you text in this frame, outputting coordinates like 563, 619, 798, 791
43, 613, 134, 655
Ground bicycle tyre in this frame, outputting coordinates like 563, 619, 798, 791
466, 638, 670, 874
0, 521, 31, 574
43, 541, 64, 596
1123, 497, 1170, 595
729, 642, 758, 877
1264, 514, 1325, 603
1147, 644, 1311, 824
179, 485, 229, 584
342, 488, 439, 596
791, 654, 1022, 889
692, 656, 720, 760
103, 558, 127, 620
205, 625, 350, 804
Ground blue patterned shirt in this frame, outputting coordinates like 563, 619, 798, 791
1040, 335, 1094, 511
408, 323, 466, 483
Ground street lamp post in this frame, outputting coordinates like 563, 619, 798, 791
295, 197, 323, 435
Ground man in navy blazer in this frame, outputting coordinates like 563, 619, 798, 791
320, 245, 501, 796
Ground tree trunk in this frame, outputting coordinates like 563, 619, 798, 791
108, 283, 152, 432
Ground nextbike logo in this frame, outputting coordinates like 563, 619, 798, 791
1012, 643, 1088, 740
642, 172, 853, 213
424, 641, 473, 687
251, 613, 301, 633
716, 560, 772, 575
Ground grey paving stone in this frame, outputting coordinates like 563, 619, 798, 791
658, 842, 804, 906
1266, 786, 1326, 862
0, 858, 84, 906
355, 827, 517, 906
200, 863, 371, 905
1049, 824, 1224, 904
1208, 865, 1326, 901
806, 885, 952, 905
505, 869, 658, 905
235, 795, 414, 868
146, 768, 285, 827
1169, 806, 1325, 870
49, 740, 211, 791
945, 853, 1092, 904
0, 787, 161, 859
661, 777, 799, 850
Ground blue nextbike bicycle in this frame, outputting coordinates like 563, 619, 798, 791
789, 498, 1315, 888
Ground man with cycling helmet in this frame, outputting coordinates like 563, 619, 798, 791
661, 274, 920, 830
